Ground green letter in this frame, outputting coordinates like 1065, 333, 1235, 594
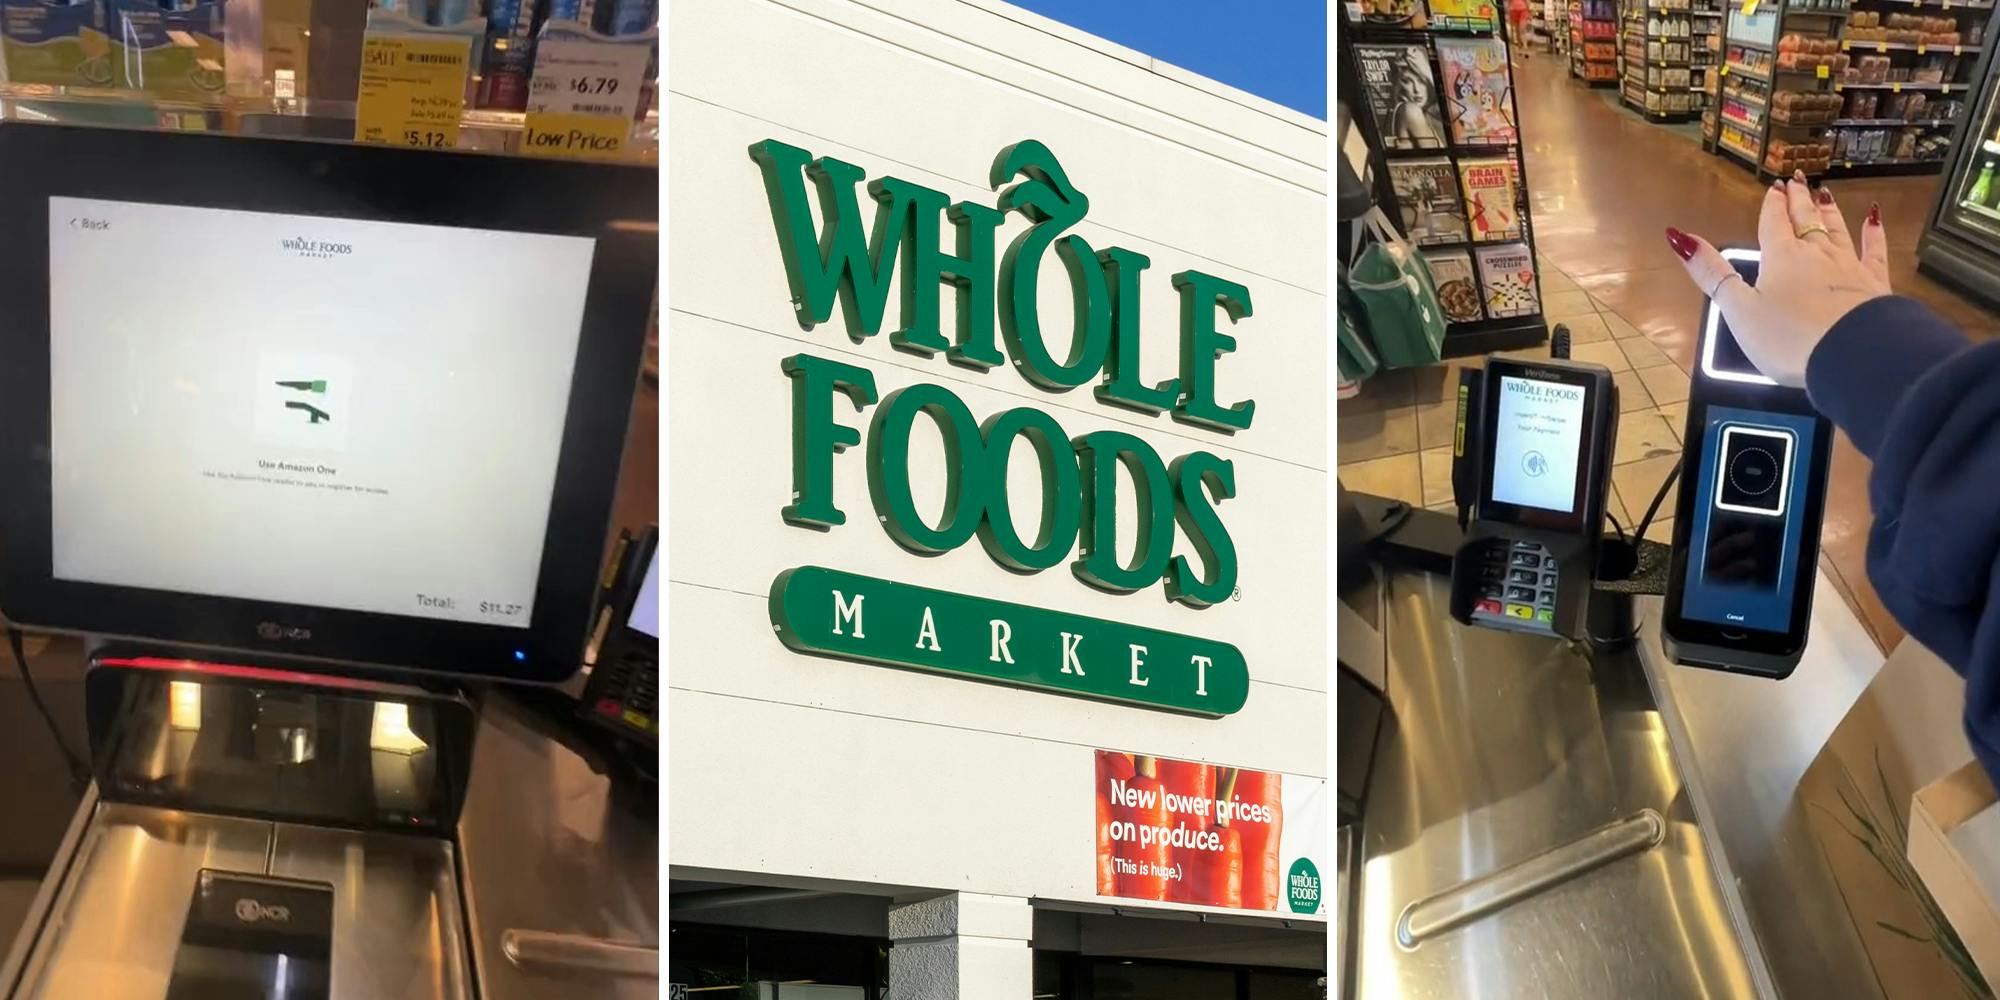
867, 384, 986, 554
976, 407, 1081, 572
749, 138, 922, 339
1171, 270, 1256, 433
1071, 430, 1174, 593
1164, 452, 1238, 608
874, 176, 1004, 369
1094, 246, 1180, 413
990, 140, 1110, 391
781, 354, 878, 530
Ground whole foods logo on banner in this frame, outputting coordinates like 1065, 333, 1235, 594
1093, 750, 1326, 914
754, 137, 1259, 716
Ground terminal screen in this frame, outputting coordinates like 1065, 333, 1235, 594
47, 196, 598, 629
627, 547, 660, 639
1489, 375, 1587, 514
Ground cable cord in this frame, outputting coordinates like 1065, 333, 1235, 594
6, 627, 89, 791
1636, 458, 1683, 543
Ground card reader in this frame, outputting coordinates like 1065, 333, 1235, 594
1448, 356, 1619, 641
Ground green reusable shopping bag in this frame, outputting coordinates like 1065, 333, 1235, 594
1346, 207, 1446, 369
1337, 280, 1380, 385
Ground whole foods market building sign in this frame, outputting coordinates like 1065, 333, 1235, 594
755, 137, 1255, 717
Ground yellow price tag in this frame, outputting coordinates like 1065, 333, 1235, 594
353, 34, 469, 149
1720, 64, 1729, 75
1817, 64, 1830, 78
1844, 160, 1854, 168
1892, 82, 1903, 91
1841, 40, 1851, 50
520, 111, 632, 162
1918, 43, 1928, 53
1955, 45, 1964, 54
1741, 0, 1757, 15
1876, 42, 1889, 52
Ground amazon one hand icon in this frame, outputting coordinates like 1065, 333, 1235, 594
1523, 450, 1548, 478
276, 379, 330, 424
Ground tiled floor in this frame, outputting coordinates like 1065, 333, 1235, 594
1339, 49, 2000, 654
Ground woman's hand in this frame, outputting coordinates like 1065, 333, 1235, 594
1665, 172, 1893, 386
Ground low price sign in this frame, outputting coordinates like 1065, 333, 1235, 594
522, 26, 650, 161
1094, 750, 1326, 915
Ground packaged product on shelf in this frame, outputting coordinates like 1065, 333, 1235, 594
1427, 0, 1498, 30
1457, 156, 1521, 241
1360, 0, 1431, 26
1436, 36, 1518, 145
480, 0, 545, 110
107, 0, 223, 102
1388, 158, 1469, 245
1421, 249, 1485, 323
1474, 243, 1539, 319
595, 0, 655, 35
0, 0, 111, 88
1355, 44, 1448, 149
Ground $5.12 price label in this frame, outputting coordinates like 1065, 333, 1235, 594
354, 33, 472, 149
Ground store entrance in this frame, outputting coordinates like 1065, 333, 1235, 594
1034, 954, 1325, 999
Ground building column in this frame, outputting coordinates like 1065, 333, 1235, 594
887, 892, 1032, 999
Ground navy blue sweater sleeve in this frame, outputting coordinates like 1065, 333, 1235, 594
1806, 294, 2000, 776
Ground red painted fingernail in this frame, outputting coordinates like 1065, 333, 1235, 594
1815, 187, 1834, 205
1868, 202, 1881, 226
1665, 227, 1698, 261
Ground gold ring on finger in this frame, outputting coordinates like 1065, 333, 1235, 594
1795, 223, 1831, 239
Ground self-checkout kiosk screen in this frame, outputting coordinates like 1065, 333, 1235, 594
46, 196, 597, 629
1490, 374, 1587, 514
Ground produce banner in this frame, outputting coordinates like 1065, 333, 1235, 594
1093, 750, 1326, 915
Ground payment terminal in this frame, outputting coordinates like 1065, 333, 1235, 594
1449, 356, 1619, 640
1663, 248, 1833, 678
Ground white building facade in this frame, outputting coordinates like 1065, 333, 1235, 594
667, 0, 1330, 995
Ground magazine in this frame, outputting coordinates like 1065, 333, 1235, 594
1457, 156, 1521, 242
1436, 36, 1518, 145
1475, 243, 1540, 318
1353, 44, 1447, 150
1421, 249, 1485, 323
1388, 158, 1468, 245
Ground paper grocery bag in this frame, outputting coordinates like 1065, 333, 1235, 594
1799, 637, 1993, 999
1908, 762, 2000, 992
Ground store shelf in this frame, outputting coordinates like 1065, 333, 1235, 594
1959, 199, 2000, 223
1840, 39, 1981, 54
1834, 81, 1960, 91
1851, 0, 1992, 8
1826, 156, 1948, 174
1839, 116, 1957, 125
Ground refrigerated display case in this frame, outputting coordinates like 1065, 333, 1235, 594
1918, 23, 2000, 306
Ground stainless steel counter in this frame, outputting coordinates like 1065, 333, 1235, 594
1353, 569, 1758, 998
5, 800, 471, 1000
1349, 565, 1886, 999
0, 689, 658, 1000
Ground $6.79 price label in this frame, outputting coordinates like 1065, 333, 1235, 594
522, 33, 650, 161
354, 33, 472, 149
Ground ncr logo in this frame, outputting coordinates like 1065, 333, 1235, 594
281, 236, 354, 259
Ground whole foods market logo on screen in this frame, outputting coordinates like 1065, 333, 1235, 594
754, 137, 1257, 717
281, 235, 353, 259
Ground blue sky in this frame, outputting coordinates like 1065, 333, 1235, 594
1008, 0, 1328, 120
